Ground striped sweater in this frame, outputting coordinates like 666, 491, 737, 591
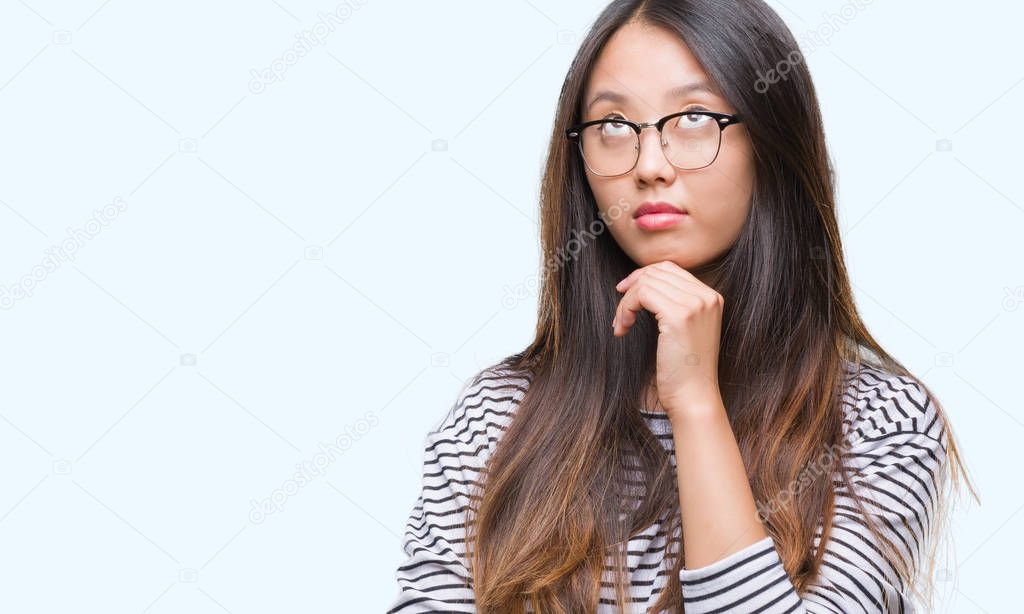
387, 360, 948, 613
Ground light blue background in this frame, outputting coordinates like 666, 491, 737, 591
0, 1, 1020, 612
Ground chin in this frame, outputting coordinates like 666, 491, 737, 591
629, 249, 703, 269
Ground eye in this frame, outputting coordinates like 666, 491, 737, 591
677, 107, 713, 128
600, 114, 632, 137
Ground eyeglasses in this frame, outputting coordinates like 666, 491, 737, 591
565, 110, 743, 177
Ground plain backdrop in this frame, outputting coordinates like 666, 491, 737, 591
0, 1, 1021, 612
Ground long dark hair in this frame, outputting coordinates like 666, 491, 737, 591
463, 1, 978, 612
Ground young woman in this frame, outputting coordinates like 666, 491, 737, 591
388, 1, 976, 612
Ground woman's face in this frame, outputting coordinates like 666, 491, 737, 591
581, 22, 755, 283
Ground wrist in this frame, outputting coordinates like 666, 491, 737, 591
664, 388, 725, 424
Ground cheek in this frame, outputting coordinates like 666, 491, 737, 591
703, 182, 751, 230
589, 178, 632, 224
595, 201, 633, 246
694, 159, 754, 232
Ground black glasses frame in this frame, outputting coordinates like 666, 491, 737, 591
564, 110, 743, 176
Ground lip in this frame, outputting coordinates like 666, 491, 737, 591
634, 201, 687, 218
633, 201, 687, 230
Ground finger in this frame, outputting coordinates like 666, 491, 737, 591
622, 271, 706, 318
614, 281, 690, 336
628, 268, 706, 297
638, 269, 723, 311
616, 261, 704, 292
613, 278, 687, 336
615, 267, 646, 292
617, 270, 710, 313
648, 260, 704, 286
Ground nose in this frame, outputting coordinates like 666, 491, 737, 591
633, 125, 675, 184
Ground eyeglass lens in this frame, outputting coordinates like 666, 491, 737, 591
578, 113, 723, 176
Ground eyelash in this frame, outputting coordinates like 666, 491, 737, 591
604, 105, 710, 120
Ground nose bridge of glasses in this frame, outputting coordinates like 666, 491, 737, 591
635, 121, 669, 150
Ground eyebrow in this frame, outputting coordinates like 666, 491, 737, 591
586, 82, 718, 111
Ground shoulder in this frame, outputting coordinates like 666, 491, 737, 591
832, 361, 953, 583
425, 361, 532, 468
839, 359, 948, 453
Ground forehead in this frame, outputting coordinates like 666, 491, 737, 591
583, 22, 725, 113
